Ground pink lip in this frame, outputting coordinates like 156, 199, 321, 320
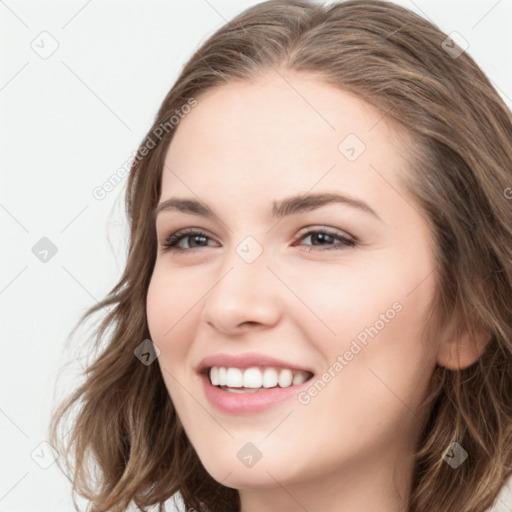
199, 373, 313, 414
196, 352, 314, 374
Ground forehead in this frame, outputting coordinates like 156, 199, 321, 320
161, 70, 412, 210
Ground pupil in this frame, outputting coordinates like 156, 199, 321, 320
314, 233, 330, 244
192, 235, 207, 247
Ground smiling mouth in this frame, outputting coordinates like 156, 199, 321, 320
204, 366, 315, 392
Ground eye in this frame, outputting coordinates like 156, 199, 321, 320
294, 228, 356, 251
159, 227, 357, 253
160, 228, 217, 252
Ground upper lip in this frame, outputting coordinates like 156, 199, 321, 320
196, 352, 315, 375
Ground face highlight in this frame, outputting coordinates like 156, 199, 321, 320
146, 69, 440, 511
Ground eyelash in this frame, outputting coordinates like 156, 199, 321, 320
160, 227, 357, 253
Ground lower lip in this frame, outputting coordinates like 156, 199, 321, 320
200, 373, 313, 414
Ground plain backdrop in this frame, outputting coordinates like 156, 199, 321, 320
1, 1, 511, 511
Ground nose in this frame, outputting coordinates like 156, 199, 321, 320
200, 246, 282, 335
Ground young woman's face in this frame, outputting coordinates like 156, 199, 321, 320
147, 70, 439, 506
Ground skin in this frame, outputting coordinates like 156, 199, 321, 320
146, 68, 486, 512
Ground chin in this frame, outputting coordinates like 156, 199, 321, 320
196, 445, 302, 490
207, 464, 283, 490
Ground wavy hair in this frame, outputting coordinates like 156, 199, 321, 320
48, 1, 512, 511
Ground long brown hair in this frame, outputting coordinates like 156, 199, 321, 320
48, 1, 512, 510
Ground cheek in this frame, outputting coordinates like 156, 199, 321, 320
288, 254, 436, 387
146, 272, 169, 343
146, 264, 197, 335
146, 268, 196, 366
146, 270, 200, 414
282, 255, 422, 341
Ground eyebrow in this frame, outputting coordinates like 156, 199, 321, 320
153, 192, 381, 222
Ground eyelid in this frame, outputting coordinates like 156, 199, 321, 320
294, 225, 355, 241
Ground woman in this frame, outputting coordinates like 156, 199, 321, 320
49, 1, 512, 511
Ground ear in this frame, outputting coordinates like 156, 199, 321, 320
435, 316, 491, 370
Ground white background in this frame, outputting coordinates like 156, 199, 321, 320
1, 1, 511, 511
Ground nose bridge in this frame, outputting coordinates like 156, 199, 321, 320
217, 231, 270, 289
200, 234, 281, 332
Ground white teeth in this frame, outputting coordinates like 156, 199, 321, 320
210, 366, 220, 386
243, 367, 263, 388
226, 367, 243, 387
292, 371, 307, 385
262, 367, 278, 388
278, 368, 293, 387
208, 366, 311, 389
